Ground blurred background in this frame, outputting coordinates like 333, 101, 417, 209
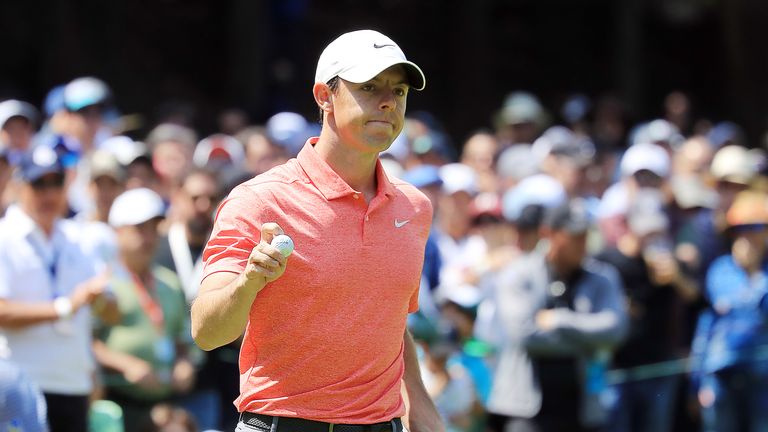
4, 2, 768, 432
2, 0, 768, 146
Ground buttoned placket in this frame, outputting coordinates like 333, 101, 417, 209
361, 192, 392, 246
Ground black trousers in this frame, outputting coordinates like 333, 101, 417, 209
43, 393, 89, 432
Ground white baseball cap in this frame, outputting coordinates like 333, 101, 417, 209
64, 77, 111, 111
502, 174, 567, 222
439, 163, 477, 196
711, 145, 759, 185
0, 99, 39, 129
620, 142, 670, 178
109, 188, 166, 228
315, 30, 425, 91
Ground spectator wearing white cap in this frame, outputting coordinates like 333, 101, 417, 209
0, 99, 39, 166
92, 188, 194, 432
434, 163, 488, 305
0, 146, 118, 432
501, 174, 567, 253
154, 168, 233, 430
595, 191, 698, 432
597, 142, 671, 247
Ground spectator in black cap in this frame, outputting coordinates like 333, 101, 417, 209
482, 199, 627, 432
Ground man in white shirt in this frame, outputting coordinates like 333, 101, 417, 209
0, 146, 118, 432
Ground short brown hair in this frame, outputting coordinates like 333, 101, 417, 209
318, 76, 340, 123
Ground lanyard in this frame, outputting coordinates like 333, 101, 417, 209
28, 234, 61, 299
168, 223, 204, 302
131, 272, 165, 334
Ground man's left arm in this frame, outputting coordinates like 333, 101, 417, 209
402, 329, 444, 432
537, 263, 628, 350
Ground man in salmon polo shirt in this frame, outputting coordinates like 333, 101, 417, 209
191, 29, 444, 432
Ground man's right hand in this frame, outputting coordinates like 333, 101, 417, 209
69, 271, 111, 312
123, 358, 163, 391
243, 223, 289, 286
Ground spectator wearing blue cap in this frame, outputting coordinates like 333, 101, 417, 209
62, 77, 114, 152
0, 146, 118, 432
42, 77, 118, 216
403, 164, 443, 293
237, 126, 289, 176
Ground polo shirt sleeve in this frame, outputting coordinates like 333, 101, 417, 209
201, 185, 270, 281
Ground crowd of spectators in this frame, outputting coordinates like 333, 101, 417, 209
1, 76, 768, 432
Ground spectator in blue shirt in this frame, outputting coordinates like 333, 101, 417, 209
692, 190, 768, 432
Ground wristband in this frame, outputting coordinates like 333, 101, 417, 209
53, 297, 73, 319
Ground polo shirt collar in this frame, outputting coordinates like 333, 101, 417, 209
4, 204, 64, 241
297, 138, 397, 201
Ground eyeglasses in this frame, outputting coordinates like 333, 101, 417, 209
30, 176, 65, 191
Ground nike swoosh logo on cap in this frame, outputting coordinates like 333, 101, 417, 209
374, 43, 396, 49
394, 219, 410, 228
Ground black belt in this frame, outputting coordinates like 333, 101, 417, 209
240, 412, 403, 432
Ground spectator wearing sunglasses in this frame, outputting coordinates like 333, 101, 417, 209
0, 146, 118, 432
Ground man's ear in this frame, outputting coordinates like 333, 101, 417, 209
313, 82, 333, 114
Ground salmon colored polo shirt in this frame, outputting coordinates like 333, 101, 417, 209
201, 138, 433, 424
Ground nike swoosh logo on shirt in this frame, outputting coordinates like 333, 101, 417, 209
394, 219, 410, 228
374, 43, 395, 49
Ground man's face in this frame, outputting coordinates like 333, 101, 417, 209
461, 134, 498, 173
717, 180, 748, 211
75, 104, 106, 136
1, 117, 34, 151
117, 218, 161, 258
548, 229, 588, 273
90, 175, 124, 216
552, 156, 588, 196
732, 227, 768, 272
329, 65, 409, 154
176, 173, 218, 237
20, 173, 67, 224
153, 140, 193, 183
438, 191, 473, 235
499, 121, 539, 145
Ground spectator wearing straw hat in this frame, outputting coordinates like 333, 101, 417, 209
692, 190, 768, 432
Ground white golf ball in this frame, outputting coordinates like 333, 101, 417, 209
271, 234, 294, 257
